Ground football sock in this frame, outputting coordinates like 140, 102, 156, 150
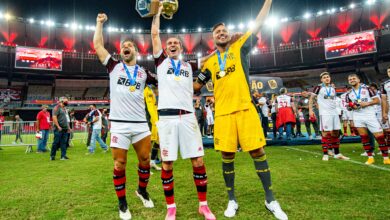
138, 163, 150, 192
375, 134, 389, 158
113, 168, 127, 205
193, 165, 207, 202
253, 155, 275, 203
361, 134, 374, 156
332, 136, 340, 155
343, 126, 347, 134
321, 136, 328, 155
161, 168, 175, 205
222, 158, 236, 201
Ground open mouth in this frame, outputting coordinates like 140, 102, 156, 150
218, 35, 227, 41
169, 48, 177, 53
124, 50, 130, 55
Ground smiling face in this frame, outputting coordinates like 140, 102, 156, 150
348, 75, 360, 87
120, 40, 137, 63
212, 24, 231, 48
387, 68, 390, 78
165, 37, 183, 59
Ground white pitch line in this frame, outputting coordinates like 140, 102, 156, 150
285, 147, 390, 172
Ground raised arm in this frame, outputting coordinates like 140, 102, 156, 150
250, 0, 273, 34
93, 13, 109, 63
151, 5, 164, 55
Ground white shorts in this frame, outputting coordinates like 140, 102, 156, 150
376, 114, 390, 130
109, 122, 151, 150
206, 114, 214, 125
341, 111, 352, 121
157, 113, 204, 161
354, 117, 383, 133
319, 115, 341, 132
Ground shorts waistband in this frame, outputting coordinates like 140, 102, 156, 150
158, 109, 192, 116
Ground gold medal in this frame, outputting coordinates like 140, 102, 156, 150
174, 76, 180, 81
129, 86, 136, 92
219, 71, 226, 78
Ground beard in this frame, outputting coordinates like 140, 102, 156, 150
216, 41, 229, 48
121, 53, 135, 63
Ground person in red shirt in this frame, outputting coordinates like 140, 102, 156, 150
36, 105, 51, 152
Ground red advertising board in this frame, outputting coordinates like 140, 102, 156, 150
15, 46, 63, 71
324, 30, 377, 60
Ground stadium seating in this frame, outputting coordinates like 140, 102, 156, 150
27, 85, 53, 100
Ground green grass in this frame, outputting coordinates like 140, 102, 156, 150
0, 141, 389, 220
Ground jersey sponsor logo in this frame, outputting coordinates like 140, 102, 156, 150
216, 64, 236, 80
198, 146, 203, 152
166, 68, 190, 78
117, 77, 142, 90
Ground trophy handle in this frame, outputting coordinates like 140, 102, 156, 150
162, 13, 173, 20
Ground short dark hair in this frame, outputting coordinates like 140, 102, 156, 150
212, 22, 225, 32
279, 87, 287, 94
348, 73, 360, 79
320, 72, 330, 79
121, 38, 138, 52
370, 83, 378, 90
91, 104, 97, 108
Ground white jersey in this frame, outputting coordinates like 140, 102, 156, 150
339, 93, 349, 112
89, 109, 102, 130
103, 55, 157, 122
271, 99, 276, 113
346, 84, 378, 119
258, 97, 269, 116
276, 95, 292, 108
312, 85, 338, 116
381, 79, 390, 107
205, 105, 213, 116
154, 50, 194, 112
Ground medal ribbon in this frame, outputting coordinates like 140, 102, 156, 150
322, 83, 332, 97
352, 86, 362, 100
170, 58, 181, 77
217, 48, 229, 73
122, 63, 138, 86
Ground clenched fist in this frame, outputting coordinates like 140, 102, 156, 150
96, 13, 108, 24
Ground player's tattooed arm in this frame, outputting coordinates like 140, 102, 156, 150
308, 93, 316, 118
382, 94, 389, 123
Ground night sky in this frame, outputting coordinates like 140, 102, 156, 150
1, 0, 351, 29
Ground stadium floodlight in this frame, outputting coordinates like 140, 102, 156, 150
40, 20, 45, 25
265, 16, 278, 28
167, 28, 172, 33
246, 20, 255, 29
349, 3, 356, 9
45, 20, 54, 27
281, 17, 289, 23
181, 28, 186, 33
132, 28, 136, 33
147, 55, 153, 60
78, 25, 83, 30
120, 28, 124, 32
137, 28, 142, 33
28, 18, 35, 24
339, 7, 345, 12
178, 54, 183, 60
252, 48, 258, 54
227, 24, 235, 30
0, 12, 2, 19
85, 25, 90, 30
238, 23, 244, 30
366, 0, 376, 5
89, 26, 96, 31
137, 55, 142, 60
197, 52, 202, 58
4, 13, 11, 20
71, 23, 77, 30
303, 12, 311, 19
331, 8, 337, 13
317, 11, 324, 16
197, 27, 202, 32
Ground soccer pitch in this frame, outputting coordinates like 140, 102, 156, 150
0, 142, 389, 220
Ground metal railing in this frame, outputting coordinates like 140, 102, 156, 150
0, 121, 89, 153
